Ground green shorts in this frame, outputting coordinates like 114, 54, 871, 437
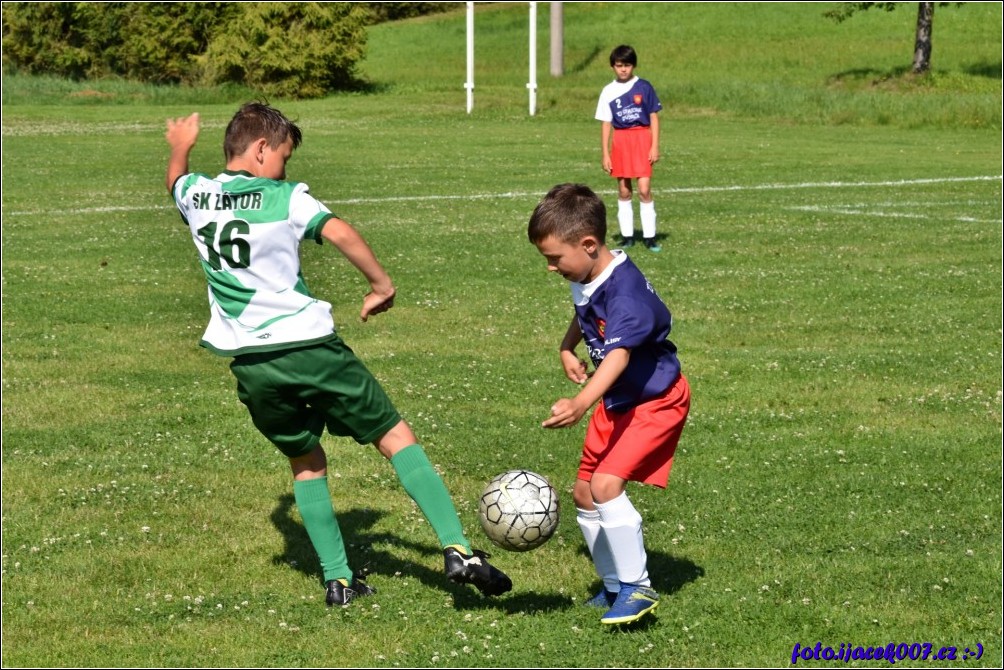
229, 334, 402, 458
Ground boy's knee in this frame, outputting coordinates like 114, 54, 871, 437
374, 419, 419, 459
289, 444, 327, 480
589, 475, 626, 504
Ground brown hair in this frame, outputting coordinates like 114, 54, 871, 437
527, 183, 607, 245
223, 102, 302, 161
609, 44, 638, 67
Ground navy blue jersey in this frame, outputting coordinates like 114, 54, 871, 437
571, 251, 681, 412
595, 77, 663, 129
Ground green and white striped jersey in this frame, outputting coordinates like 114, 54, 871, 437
172, 170, 336, 356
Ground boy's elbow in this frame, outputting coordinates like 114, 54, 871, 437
166, 167, 187, 196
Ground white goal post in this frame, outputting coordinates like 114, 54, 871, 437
466, 2, 561, 116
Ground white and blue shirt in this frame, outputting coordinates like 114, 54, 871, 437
570, 251, 681, 412
595, 76, 663, 129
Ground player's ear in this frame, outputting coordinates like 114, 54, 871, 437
581, 235, 601, 255
253, 138, 269, 162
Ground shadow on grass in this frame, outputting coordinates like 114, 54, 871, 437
963, 59, 1002, 79
270, 494, 704, 617
611, 231, 672, 251
826, 66, 912, 87
576, 545, 705, 599
575, 546, 705, 631
649, 549, 706, 595
269, 497, 574, 612
568, 45, 604, 75
828, 61, 1002, 86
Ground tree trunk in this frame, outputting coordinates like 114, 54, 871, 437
912, 2, 934, 74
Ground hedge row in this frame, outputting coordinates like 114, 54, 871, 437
1, 2, 453, 98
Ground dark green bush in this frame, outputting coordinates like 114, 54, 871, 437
1, 2, 376, 97
1, 2, 237, 83
108, 3, 236, 84
364, 2, 456, 23
2, 3, 94, 79
200, 3, 372, 98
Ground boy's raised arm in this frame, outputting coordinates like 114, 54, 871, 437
165, 113, 201, 193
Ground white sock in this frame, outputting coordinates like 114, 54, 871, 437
617, 199, 634, 239
576, 507, 619, 593
640, 200, 657, 239
595, 492, 650, 587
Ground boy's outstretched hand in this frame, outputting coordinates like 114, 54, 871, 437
542, 397, 589, 429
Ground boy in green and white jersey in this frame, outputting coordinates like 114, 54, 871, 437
165, 103, 511, 607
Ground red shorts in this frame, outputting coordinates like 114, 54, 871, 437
611, 126, 654, 179
578, 374, 690, 489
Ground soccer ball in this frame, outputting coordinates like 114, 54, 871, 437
478, 469, 559, 552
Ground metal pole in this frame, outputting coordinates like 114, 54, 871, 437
528, 2, 537, 116
466, 2, 474, 114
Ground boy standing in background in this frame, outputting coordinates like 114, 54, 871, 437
596, 44, 664, 252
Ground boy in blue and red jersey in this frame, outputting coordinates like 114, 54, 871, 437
528, 183, 690, 625
595, 44, 664, 252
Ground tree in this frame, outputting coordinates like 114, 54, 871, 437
2, 3, 103, 79
825, 2, 962, 75
911, 2, 934, 74
2, 2, 374, 97
200, 3, 372, 98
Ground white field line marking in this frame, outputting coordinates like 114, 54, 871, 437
2, 175, 1000, 218
786, 205, 1001, 224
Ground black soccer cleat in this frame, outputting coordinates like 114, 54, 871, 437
325, 573, 376, 607
443, 546, 513, 597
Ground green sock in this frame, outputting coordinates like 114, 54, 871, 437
292, 477, 352, 583
391, 444, 470, 552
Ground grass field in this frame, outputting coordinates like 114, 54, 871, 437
2, 2, 1001, 667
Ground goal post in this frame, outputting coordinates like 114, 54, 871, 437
466, 2, 560, 116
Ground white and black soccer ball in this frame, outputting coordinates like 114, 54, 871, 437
478, 469, 559, 552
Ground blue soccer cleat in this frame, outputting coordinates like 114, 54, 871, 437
600, 583, 660, 624
584, 588, 618, 608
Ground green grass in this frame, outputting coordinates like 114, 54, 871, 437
3, 2, 1000, 128
359, 1, 1001, 129
2, 2, 1001, 667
